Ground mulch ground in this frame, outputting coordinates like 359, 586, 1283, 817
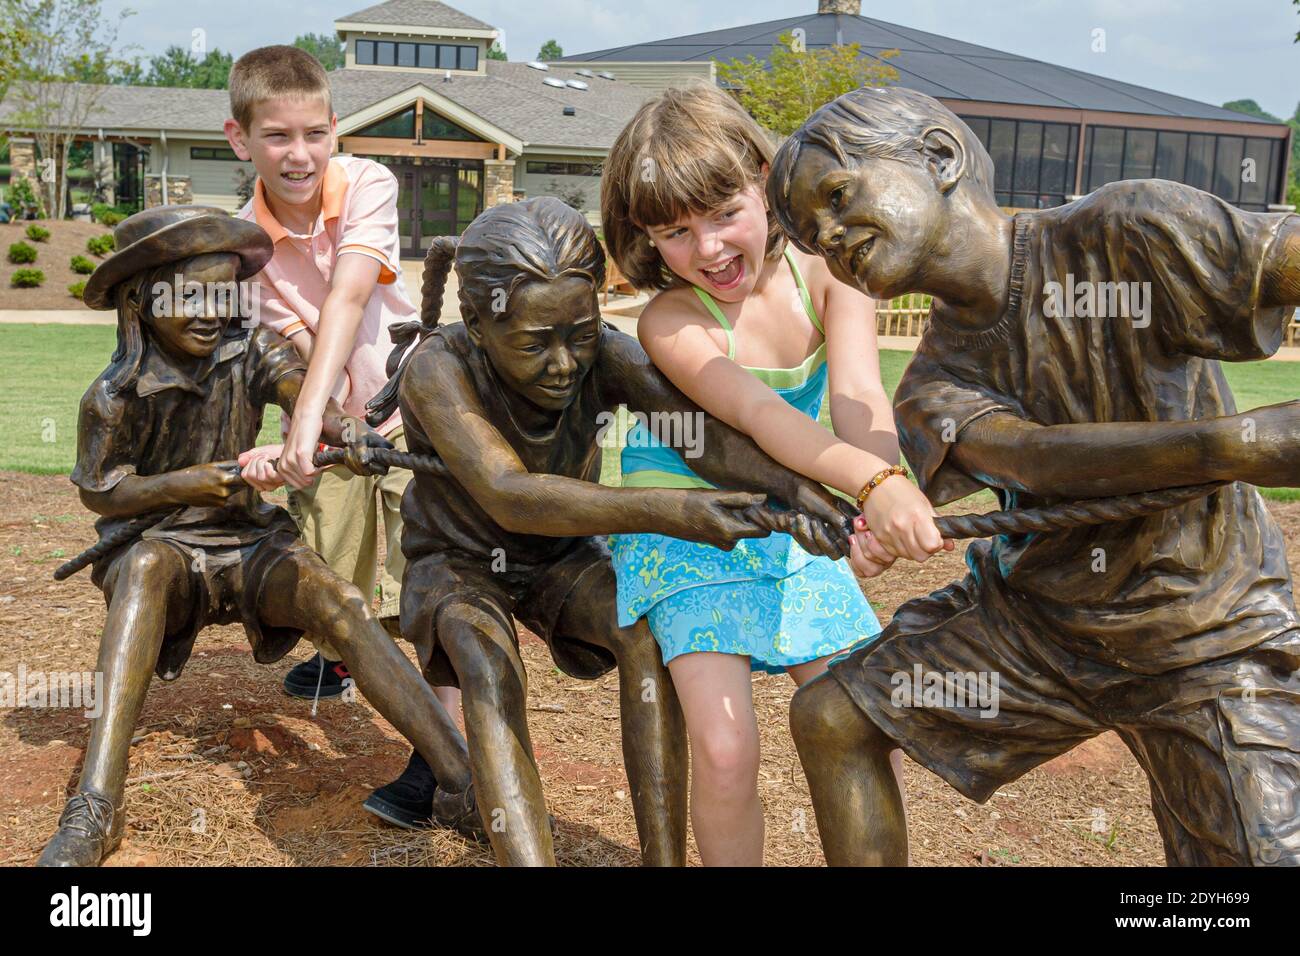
0, 220, 109, 309
4, 470, 1298, 867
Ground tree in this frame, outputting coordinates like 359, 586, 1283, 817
294, 32, 345, 72
0, 20, 30, 103
537, 39, 563, 61
717, 32, 899, 136
110, 57, 145, 85
1222, 99, 1280, 122
7, 0, 134, 219
486, 40, 507, 61
144, 45, 232, 89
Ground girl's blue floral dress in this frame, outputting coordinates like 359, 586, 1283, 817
609, 249, 882, 673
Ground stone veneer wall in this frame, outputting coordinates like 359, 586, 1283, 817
483, 159, 516, 207
144, 175, 194, 208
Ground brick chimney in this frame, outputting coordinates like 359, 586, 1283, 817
818, 0, 861, 13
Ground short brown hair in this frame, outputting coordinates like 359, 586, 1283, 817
768, 87, 995, 250
600, 82, 783, 291
229, 45, 333, 131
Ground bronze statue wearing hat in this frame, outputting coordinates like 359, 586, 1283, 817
41, 206, 476, 866
767, 86, 1300, 866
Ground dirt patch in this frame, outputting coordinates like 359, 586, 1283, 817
0, 220, 111, 310
3, 470, 1297, 866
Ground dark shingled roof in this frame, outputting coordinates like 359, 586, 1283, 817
564, 12, 1274, 125
0, 62, 650, 152
335, 0, 495, 33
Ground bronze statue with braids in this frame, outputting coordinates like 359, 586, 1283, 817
767, 86, 1300, 866
363, 196, 858, 866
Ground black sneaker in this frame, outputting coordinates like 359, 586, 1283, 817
283, 653, 351, 700
363, 749, 438, 830
364, 750, 554, 845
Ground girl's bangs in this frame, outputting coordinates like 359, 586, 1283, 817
627, 135, 759, 228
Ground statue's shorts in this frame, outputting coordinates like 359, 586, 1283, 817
827, 545, 1300, 866
93, 528, 311, 682
401, 537, 618, 688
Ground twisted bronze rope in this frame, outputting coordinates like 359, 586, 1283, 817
931, 481, 1227, 539
317, 448, 1229, 541
54, 509, 180, 581
53, 449, 1228, 581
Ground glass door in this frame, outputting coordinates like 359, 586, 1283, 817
418, 166, 457, 249
394, 165, 419, 258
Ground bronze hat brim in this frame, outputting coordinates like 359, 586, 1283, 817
82, 214, 274, 311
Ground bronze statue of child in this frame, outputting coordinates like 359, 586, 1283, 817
366, 196, 855, 866
40, 205, 475, 866
767, 86, 1300, 866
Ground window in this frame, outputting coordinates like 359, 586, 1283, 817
1185, 134, 1215, 192
1040, 123, 1072, 195
987, 120, 1015, 199
1154, 131, 1187, 181
1087, 127, 1124, 191
526, 161, 600, 176
1082, 125, 1283, 210
356, 40, 479, 72
1240, 138, 1272, 207
356, 107, 416, 139
1122, 129, 1157, 180
190, 146, 240, 161
961, 116, 1079, 207
422, 110, 483, 142
1213, 136, 1244, 202
1011, 121, 1042, 208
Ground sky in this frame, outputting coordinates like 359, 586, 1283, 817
98, 0, 1300, 120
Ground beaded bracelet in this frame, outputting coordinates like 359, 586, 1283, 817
855, 465, 909, 510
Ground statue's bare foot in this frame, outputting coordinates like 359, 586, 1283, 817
37, 790, 124, 867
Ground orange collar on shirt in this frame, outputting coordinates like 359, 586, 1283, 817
252, 160, 348, 244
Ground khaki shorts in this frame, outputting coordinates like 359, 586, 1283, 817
288, 428, 411, 658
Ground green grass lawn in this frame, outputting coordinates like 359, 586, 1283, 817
0, 324, 281, 475
3, 323, 1295, 500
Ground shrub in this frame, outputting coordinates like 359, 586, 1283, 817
70, 254, 96, 274
25, 224, 50, 242
11, 268, 45, 288
87, 234, 115, 256
68, 280, 87, 299
91, 202, 131, 226
8, 241, 37, 264
5, 177, 46, 219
